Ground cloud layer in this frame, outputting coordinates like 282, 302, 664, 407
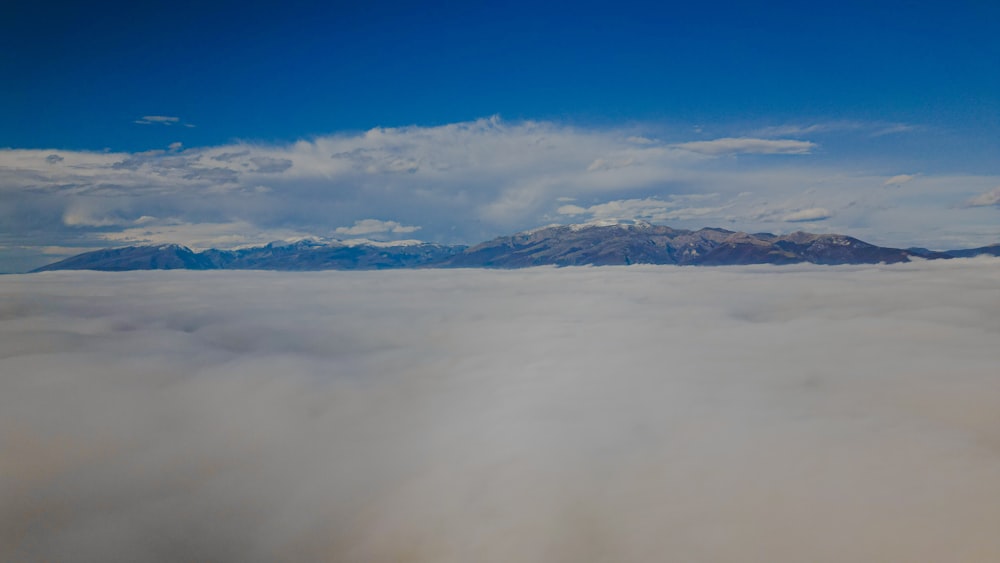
967, 187, 1000, 207
134, 115, 195, 127
1, 117, 997, 271
670, 137, 816, 155
3, 261, 1000, 561
783, 207, 834, 222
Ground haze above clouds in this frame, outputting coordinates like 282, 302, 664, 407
3, 261, 1000, 562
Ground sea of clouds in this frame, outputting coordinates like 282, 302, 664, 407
2, 260, 1000, 562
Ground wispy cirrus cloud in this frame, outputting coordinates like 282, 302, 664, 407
134, 115, 180, 125
752, 121, 918, 138
752, 121, 865, 137
783, 207, 834, 222
134, 115, 196, 128
670, 137, 816, 155
870, 123, 918, 137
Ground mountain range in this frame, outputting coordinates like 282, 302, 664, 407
32, 221, 1000, 272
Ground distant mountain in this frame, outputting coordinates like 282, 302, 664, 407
31, 222, 995, 272
444, 222, 945, 267
906, 244, 1000, 259
32, 244, 217, 271
33, 240, 465, 272
199, 239, 465, 270
941, 244, 1000, 258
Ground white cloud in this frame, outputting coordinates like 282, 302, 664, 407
884, 174, 918, 187
555, 195, 730, 224
671, 137, 816, 155
134, 115, 180, 125
625, 135, 658, 145
60, 201, 160, 228
249, 156, 293, 173
96, 220, 327, 250
62, 210, 125, 227
753, 121, 917, 138
334, 219, 421, 236
3, 262, 1000, 561
36, 245, 103, 255
753, 121, 865, 137
871, 123, 918, 137
556, 204, 587, 215
966, 187, 1000, 207
783, 207, 834, 222
586, 157, 635, 172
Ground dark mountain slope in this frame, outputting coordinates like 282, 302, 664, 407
943, 244, 1000, 258
33, 241, 464, 272
31, 222, 994, 272
33, 244, 217, 272
444, 223, 928, 267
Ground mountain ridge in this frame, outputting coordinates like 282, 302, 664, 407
31, 222, 999, 272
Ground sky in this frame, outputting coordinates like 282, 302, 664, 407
4, 263, 1000, 561
2, 0, 999, 271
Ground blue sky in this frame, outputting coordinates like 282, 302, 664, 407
2, 0, 999, 271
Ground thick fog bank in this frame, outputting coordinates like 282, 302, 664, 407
2, 260, 1000, 562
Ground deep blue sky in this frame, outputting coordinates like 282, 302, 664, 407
4, 0, 998, 153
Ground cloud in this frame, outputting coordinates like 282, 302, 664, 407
556, 204, 587, 215
884, 174, 918, 187
35, 245, 103, 255
250, 156, 293, 174
168, 142, 183, 152
334, 218, 421, 235
3, 262, 1000, 561
134, 115, 181, 125
95, 220, 326, 250
1, 116, 998, 271
586, 157, 635, 172
966, 187, 1000, 207
871, 123, 918, 137
211, 150, 251, 162
556, 195, 729, 224
753, 121, 865, 137
625, 135, 658, 145
783, 207, 834, 222
61, 201, 140, 227
671, 137, 816, 155
753, 121, 917, 138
